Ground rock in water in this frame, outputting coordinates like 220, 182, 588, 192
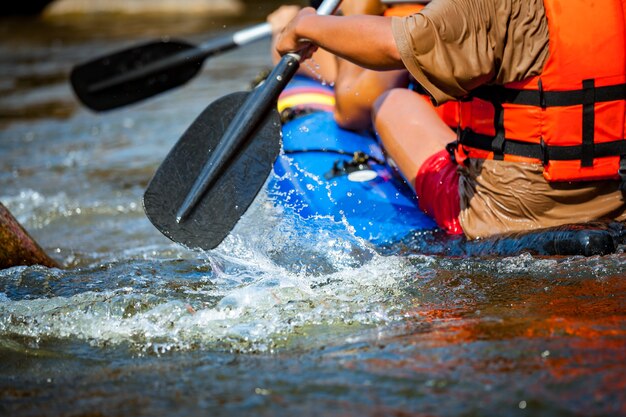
0, 203, 59, 270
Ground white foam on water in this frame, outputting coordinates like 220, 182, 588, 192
0, 252, 415, 353
2, 201, 623, 355
6, 179, 618, 355
0, 192, 422, 353
1, 189, 143, 228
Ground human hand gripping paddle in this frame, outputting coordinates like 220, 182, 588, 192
143, 0, 342, 250
70, 23, 273, 111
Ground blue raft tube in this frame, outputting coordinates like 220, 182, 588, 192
267, 76, 626, 257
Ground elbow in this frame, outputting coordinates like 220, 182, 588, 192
387, 48, 403, 69
380, 17, 404, 70
381, 40, 404, 70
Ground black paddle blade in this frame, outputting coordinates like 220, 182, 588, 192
143, 91, 282, 250
70, 40, 203, 111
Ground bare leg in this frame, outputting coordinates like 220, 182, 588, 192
372, 88, 455, 186
333, 62, 408, 131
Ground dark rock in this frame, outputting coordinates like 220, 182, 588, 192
0, 203, 59, 269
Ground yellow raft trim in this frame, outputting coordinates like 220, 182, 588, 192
277, 93, 336, 113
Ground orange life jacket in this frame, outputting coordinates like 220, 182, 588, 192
383, 3, 425, 17
455, 0, 626, 184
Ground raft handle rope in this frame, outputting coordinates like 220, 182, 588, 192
283, 148, 384, 180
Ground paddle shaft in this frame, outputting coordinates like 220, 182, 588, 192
175, 0, 342, 223
88, 23, 272, 94
175, 54, 299, 223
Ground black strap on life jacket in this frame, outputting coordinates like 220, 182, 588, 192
462, 79, 626, 167
581, 79, 596, 167
458, 129, 626, 161
620, 156, 626, 194
471, 81, 626, 108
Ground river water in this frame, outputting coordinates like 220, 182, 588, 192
1, 5, 625, 417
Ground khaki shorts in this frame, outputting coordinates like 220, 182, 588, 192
458, 159, 626, 239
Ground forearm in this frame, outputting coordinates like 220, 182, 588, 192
281, 13, 403, 71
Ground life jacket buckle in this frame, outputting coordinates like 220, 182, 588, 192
445, 141, 458, 164
540, 137, 549, 165
491, 134, 505, 157
619, 156, 626, 197
538, 78, 546, 108
457, 127, 470, 145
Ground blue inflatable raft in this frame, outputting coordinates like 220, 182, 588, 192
270, 79, 436, 246
267, 76, 625, 256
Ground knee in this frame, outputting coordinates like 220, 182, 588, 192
372, 88, 418, 132
372, 88, 406, 119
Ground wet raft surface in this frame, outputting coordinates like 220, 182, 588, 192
1, 7, 625, 417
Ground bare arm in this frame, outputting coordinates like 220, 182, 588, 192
275, 8, 403, 71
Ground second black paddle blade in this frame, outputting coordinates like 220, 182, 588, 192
143, 91, 282, 250
70, 40, 203, 111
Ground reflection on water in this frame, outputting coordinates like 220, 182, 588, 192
0, 5, 625, 417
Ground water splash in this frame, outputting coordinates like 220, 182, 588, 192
0, 193, 421, 354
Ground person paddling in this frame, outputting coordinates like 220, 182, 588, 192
275, 0, 626, 239
269, 1, 428, 131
